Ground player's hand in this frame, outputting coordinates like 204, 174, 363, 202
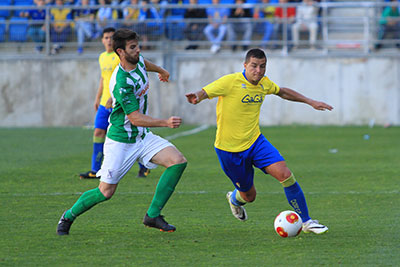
167, 116, 182, 128
185, 93, 199, 104
158, 70, 170, 82
105, 97, 113, 109
310, 100, 333, 111
94, 100, 100, 111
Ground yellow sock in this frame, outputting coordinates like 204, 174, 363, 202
235, 191, 246, 204
280, 173, 297, 188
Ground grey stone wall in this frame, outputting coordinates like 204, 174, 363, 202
1, 55, 399, 127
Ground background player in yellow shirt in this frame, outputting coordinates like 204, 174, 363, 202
80, 27, 150, 179
186, 48, 333, 234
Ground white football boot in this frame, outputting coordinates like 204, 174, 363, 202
302, 219, 328, 234
226, 191, 248, 221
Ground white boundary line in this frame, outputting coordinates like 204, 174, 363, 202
4, 190, 399, 197
165, 124, 210, 140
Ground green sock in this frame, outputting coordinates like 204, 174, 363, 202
65, 188, 108, 221
147, 162, 187, 218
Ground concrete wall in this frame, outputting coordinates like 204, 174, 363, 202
1, 55, 399, 127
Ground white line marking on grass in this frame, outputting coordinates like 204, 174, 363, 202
4, 190, 399, 197
165, 124, 210, 140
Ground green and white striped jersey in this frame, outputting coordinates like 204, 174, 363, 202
107, 54, 150, 143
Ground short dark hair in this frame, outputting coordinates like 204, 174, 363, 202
113, 28, 140, 56
245, 48, 267, 63
102, 27, 115, 38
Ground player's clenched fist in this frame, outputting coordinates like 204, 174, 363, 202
167, 116, 182, 128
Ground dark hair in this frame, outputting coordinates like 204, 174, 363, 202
113, 28, 140, 56
102, 27, 115, 38
245, 48, 267, 63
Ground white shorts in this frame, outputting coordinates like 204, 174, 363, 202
97, 131, 174, 184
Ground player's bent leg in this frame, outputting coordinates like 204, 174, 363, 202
150, 146, 187, 168
264, 161, 292, 182
144, 162, 187, 226
280, 174, 311, 223
266, 163, 329, 234
57, 184, 113, 235
265, 162, 312, 223
143, 147, 187, 232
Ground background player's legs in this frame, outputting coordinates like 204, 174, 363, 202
92, 128, 106, 172
80, 106, 111, 179
264, 161, 311, 222
137, 162, 150, 178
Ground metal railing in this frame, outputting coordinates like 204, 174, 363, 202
0, 1, 399, 57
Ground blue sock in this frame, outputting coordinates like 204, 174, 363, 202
283, 182, 311, 222
91, 142, 104, 172
231, 189, 246, 206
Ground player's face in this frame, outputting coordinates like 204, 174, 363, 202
102, 32, 114, 52
244, 56, 266, 85
123, 40, 140, 65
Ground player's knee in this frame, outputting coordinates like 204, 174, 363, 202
170, 154, 187, 166
99, 187, 115, 199
101, 191, 114, 199
276, 169, 292, 182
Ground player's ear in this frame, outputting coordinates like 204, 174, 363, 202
116, 48, 124, 57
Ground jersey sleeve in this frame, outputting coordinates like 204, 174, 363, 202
113, 78, 139, 115
262, 76, 280, 95
203, 74, 233, 99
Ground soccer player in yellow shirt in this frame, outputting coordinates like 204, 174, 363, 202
80, 27, 150, 179
186, 48, 333, 234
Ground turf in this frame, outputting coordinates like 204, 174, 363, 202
0, 125, 399, 266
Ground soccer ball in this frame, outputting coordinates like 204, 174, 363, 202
274, 210, 303, 238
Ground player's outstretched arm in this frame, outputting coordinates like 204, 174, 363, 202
277, 87, 333, 111
127, 110, 181, 128
144, 59, 169, 82
185, 89, 209, 104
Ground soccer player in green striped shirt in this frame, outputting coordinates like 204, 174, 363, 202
57, 29, 187, 234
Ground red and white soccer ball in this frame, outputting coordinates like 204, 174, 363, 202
274, 210, 303, 238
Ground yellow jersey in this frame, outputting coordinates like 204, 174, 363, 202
203, 72, 280, 152
50, 7, 72, 28
99, 51, 120, 107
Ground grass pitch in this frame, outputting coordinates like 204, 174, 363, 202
0, 125, 399, 266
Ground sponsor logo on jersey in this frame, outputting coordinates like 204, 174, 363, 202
241, 94, 263, 104
138, 83, 149, 97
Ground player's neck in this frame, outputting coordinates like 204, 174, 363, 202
121, 61, 137, 72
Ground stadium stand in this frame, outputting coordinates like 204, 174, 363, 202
13, 0, 34, 17
0, 0, 12, 18
0, 17, 5, 41
0, 0, 398, 56
9, 16, 28, 41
